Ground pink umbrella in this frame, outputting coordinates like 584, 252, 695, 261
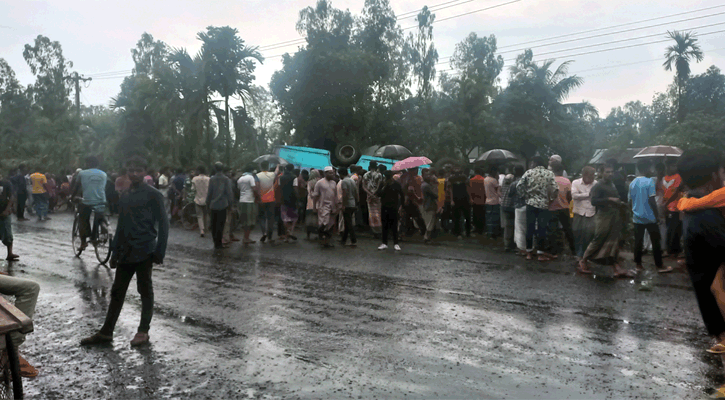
392, 156, 432, 171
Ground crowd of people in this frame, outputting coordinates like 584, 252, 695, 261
3, 148, 725, 383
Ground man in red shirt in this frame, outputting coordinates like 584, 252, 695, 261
469, 168, 486, 235
663, 159, 683, 258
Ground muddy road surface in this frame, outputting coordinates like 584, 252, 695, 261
3, 213, 722, 399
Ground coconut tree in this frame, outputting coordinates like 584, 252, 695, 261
198, 26, 263, 165
663, 30, 704, 123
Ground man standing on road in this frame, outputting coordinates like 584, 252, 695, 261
312, 166, 339, 248
628, 159, 671, 274
81, 155, 169, 347
671, 150, 725, 356
378, 170, 405, 251
578, 163, 633, 277
257, 161, 277, 244
517, 156, 558, 261
10, 165, 29, 221
29, 169, 50, 222
484, 165, 502, 238
449, 168, 471, 239
71, 157, 108, 250
469, 168, 486, 236
548, 161, 575, 256
237, 164, 258, 244
571, 166, 597, 259
339, 167, 359, 247
500, 165, 523, 252
0, 174, 18, 261
206, 162, 234, 249
362, 162, 383, 238
662, 159, 683, 259
191, 166, 210, 237
279, 164, 299, 243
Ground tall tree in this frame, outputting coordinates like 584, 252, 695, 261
663, 30, 704, 123
405, 6, 438, 100
198, 26, 262, 165
497, 50, 597, 162
131, 33, 169, 76
22, 35, 73, 121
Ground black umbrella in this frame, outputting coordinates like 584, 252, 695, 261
253, 154, 289, 169
475, 149, 517, 164
374, 145, 413, 160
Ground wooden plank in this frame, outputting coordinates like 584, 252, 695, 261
0, 297, 33, 335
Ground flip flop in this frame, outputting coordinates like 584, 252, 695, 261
5, 254, 19, 261
657, 266, 674, 273
707, 342, 725, 354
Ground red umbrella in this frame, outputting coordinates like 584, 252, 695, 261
392, 157, 432, 171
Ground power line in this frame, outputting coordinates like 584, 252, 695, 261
498, 3, 725, 50
440, 29, 725, 76
260, 0, 522, 52
497, 10, 725, 55
402, 0, 521, 30
435, 7, 725, 64
258, 0, 485, 50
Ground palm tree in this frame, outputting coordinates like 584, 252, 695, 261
510, 52, 598, 119
198, 26, 263, 164
663, 30, 704, 123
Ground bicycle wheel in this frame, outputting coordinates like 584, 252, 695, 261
0, 348, 12, 399
72, 216, 84, 257
181, 203, 198, 230
94, 220, 112, 265
0, 336, 22, 400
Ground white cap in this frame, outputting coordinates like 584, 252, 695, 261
550, 155, 562, 162
324, 166, 334, 172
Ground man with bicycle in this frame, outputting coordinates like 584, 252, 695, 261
70, 156, 108, 251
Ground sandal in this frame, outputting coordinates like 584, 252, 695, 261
707, 342, 725, 354
18, 355, 38, 378
657, 266, 674, 273
5, 254, 19, 261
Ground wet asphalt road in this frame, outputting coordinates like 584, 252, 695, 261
2, 212, 723, 399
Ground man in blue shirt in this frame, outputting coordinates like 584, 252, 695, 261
628, 159, 670, 273
70, 156, 108, 250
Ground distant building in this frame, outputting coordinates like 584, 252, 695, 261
589, 148, 644, 173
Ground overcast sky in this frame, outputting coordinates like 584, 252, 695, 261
3, 0, 724, 116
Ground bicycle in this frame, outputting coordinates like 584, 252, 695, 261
71, 199, 113, 265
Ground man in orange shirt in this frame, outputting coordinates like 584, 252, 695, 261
29, 169, 50, 222
663, 159, 683, 258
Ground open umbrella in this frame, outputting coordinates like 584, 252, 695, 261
374, 145, 413, 160
633, 145, 683, 158
392, 156, 432, 171
475, 149, 517, 164
253, 154, 289, 169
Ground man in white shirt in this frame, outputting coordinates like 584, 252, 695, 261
158, 169, 170, 214
191, 166, 210, 237
237, 164, 258, 244
571, 166, 597, 259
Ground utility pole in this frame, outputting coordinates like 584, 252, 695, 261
65, 72, 92, 117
